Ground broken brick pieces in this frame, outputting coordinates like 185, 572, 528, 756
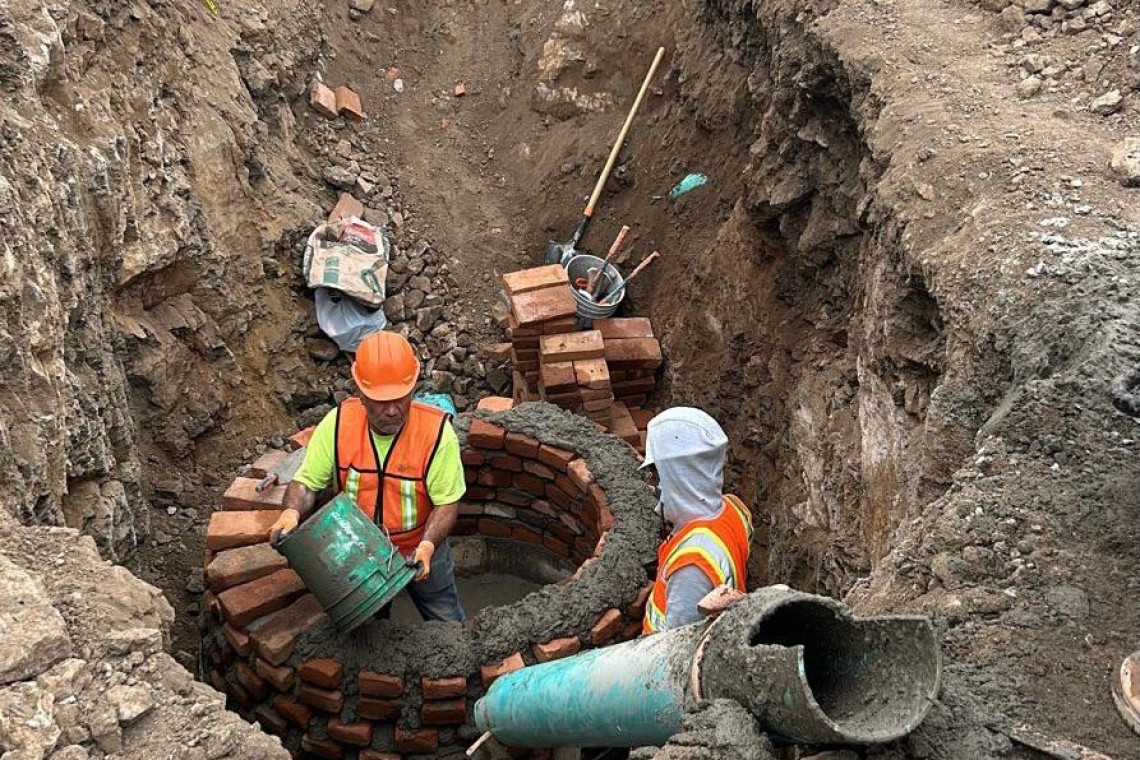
328, 192, 365, 224
310, 81, 366, 122
334, 86, 365, 121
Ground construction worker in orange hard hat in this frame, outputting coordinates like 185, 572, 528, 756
269, 331, 467, 622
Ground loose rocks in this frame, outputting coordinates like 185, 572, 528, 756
1110, 137, 1140, 187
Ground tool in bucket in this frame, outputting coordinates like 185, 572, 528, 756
587, 225, 631, 298
601, 251, 661, 306
544, 48, 666, 266
272, 493, 421, 633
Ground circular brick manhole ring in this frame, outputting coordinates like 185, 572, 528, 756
201, 403, 659, 758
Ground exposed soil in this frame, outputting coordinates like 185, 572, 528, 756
4, 0, 1140, 757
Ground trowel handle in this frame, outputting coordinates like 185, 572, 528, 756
588, 225, 631, 296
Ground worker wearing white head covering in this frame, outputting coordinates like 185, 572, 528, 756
641, 408, 753, 633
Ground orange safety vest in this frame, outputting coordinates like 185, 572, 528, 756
333, 398, 449, 556
642, 494, 753, 634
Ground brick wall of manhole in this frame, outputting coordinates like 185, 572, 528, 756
200, 403, 660, 759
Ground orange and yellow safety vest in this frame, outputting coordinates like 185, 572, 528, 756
334, 398, 448, 555
643, 494, 753, 634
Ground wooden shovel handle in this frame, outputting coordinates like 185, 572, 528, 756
583, 47, 666, 218
623, 251, 660, 284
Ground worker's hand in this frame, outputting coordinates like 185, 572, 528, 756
269, 509, 300, 543
411, 541, 435, 582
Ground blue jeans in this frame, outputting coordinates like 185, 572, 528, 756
377, 539, 466, 622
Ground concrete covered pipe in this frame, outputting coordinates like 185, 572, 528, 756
474, 586, 941, 748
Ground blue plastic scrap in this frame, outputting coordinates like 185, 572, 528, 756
669, 173, 709, 199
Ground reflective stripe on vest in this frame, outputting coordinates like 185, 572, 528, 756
333, 398, 448, 554
642, 495, 752, 635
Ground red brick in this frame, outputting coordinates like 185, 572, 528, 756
480, 652, 525, 687
539, 331, 604, 363
591, 608, 624, 646
598, 503, 614, 532
461, 448, 486, 466
629, 407, 656, 429
539, 361, 576, 393
289, 426, 316, 450
594, 532, 608, 558
422, 676, 466, 699
334, 86, 364, 121
583, 397, 614, 412
542, 316, 579, 334
225, 676, 253, 710
247, 594, 327, 666
395, 727, 439, 754
328, 192, 364, 223
545, 482, 578, 511
358, 671, 404, 698
217, 569, 306, 628
503, 265, 569, 295
468, 419, 506, 450
544, 535, 571, 557
531, 499, 558, 519
250, 449, 288, 479
302, 734, 344, 759
555, 473, 583, 496
511, 284, 576, 326
422, 698, 467, 725
310, 82, 338, 118
522, 460, 556, 480
512, 525, 543, 545
533, 637, 581, 663
538, 442, 574, 471
627, 583, 654, 619
573, 358, 611, 389
255, 659, 295, 691
489, 453, 525, 473
207, 542, 288, 591
548, 522, 577, 545
328, 718, 373, 746
360, 752, 401, 760
558, 513, 585, 535
299, 658, 344, 689
235, 661, 269, 701
497, 489, 531, 507
478, 469, 513, 487
594, 317, 654, 340
503, 432, 541, 459
477, 395, 514, 412
253, 705, 288, 737
222, 623, 250, 656
567, 459, 594, 491
357, 696, 403, 721
604, 338, 663, 369
298, 682, 344, 713
206, 511, 284, 550
466, 485, 497, 500
273, 694, 313, 728
612, 377, 658, 395
513, 472, 546, 495
221, 477, 287, 510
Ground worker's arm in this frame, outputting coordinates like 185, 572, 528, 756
412, 421, 466, 581
268, 411, 339, 539
663, 566, 715, 630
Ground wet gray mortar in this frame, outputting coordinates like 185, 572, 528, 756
294, 401, 662, 694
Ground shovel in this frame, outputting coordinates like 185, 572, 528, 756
544, 47, 666, 265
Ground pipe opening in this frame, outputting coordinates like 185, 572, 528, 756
749, 599, 939, 741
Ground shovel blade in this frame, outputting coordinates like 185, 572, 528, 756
544, 240, 573, 265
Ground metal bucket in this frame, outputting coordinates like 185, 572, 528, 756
565, 254, 625, 326
273, 493, 416, 633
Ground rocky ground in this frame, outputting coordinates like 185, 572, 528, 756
1, 0, 1140, 757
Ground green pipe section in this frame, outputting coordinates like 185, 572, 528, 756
474, 627, 702, 748
474, 587, 941, 748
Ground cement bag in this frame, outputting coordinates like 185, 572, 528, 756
304, 218, 390, 307
314, 287, 387, 352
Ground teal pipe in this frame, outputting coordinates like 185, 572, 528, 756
474, 626, 703, 748
474, 587, 942, 749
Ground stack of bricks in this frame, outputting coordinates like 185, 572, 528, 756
537, 330, 615, 426
199, 415, 653, 759
501, 265, 578, 403
595, 318, 662, 409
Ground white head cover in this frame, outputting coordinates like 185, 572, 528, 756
641, 407, 728, 527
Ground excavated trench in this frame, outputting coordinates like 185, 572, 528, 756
8, 0, 1140, 758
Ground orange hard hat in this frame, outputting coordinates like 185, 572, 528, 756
351, 331, 420, 401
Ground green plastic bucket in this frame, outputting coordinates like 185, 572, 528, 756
273, 493, 417, 633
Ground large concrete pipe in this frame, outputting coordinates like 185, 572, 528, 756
473, 586, 941, 748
